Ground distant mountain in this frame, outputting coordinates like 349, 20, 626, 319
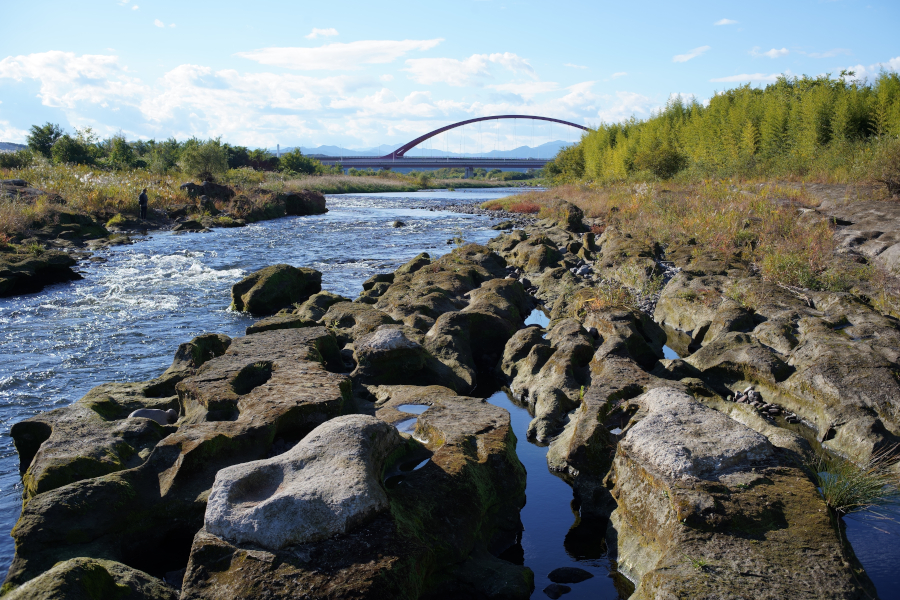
0, 142, 26, 153
286, 140, 571, 160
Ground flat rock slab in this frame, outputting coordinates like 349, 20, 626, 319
609, 387, 875, 599
621, 387, 774, 481
205, 415, 402, 549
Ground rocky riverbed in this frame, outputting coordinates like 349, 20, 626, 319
3, 187, 900, 599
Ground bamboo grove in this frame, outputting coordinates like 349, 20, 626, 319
546, 72, 900, 183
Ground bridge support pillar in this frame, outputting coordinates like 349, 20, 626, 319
464, 166, 473, 179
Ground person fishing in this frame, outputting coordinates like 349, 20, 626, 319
139, 188, 149, 219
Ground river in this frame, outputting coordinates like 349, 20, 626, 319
0, 188, 895, 598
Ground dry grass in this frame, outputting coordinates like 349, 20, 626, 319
485, 181, 862, 291
0, 162, 508, 237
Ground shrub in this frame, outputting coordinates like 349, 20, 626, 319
178, 139, 228, 179
179, 139, 228, 180
874, 137, 900, 196
0, 149, 35, 169
51, 134, 95, 165
632, 145, 687, 179
106, 213, 127, 228
508, 201, 541, 214
106, 135, 135, 170
26, 123, 63, 158
416, 173, 432, 188
279, 149, 320, 175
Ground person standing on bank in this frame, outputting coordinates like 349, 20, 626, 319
139, 188, 149, 220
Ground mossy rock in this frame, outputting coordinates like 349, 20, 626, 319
230, 264, 322, 315
3, 557, 176, 600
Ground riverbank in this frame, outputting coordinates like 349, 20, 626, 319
0, 163, 520, 242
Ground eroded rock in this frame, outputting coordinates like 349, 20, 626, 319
205, 415, 402, 549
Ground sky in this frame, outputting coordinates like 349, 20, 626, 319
0, 0, 898, 151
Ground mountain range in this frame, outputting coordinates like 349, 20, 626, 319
285, 140, 570, 160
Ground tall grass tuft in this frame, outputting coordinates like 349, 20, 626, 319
810, 446, 900, 515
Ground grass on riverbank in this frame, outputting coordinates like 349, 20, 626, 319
483, 181, 898, 302
0, 162, 511, 238
809, 446, 900, 515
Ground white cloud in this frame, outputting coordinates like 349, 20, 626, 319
611, 72, 627, 78
673, 45, 710, 63
404, 52, 535, 87
0, 51, 614, 148
596, 91, 653, 123
710, 72, 782, 83
0, 51, 146, 108
380, 74, 394, 82
237, 39, 443, 70
132, 5, 139, 10
0, 119, 28, 143
838, 56, 900, 79
803, 48, 851, 58
565, 63, 587, 69
305, 28, 338, 39
751, 47, 789, 59
714, 18, 738, 25
154, 19, 165, 28
169, 23, 176, 27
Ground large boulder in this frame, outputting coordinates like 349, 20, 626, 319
180, 384, 531, 599
0, 251, 82, 298
501, 319, 595, 442
607, 388, 874, 599
3, 557, 176, 600
205, 415, 402, 549
180, 181, 235, 201
282, 190, 327, 215
352, 326, 469, 392
230, 264, 321, 315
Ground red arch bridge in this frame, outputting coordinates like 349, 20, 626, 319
314, 115, 589, 177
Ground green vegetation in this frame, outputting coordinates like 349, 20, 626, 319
546, 73, 900, 184
178, 138, 229, 179
809, 447, 900, 515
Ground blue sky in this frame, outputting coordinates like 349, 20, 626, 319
1, 0, 898, 150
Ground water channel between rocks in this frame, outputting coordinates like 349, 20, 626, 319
0, 187, 896, 597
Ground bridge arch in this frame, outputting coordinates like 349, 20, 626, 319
382, 115, 589, 159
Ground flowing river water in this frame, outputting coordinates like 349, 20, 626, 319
0, 188, 896, 598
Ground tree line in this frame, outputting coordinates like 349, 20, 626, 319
545, 72, 900, 183
0, 125, 341, 179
